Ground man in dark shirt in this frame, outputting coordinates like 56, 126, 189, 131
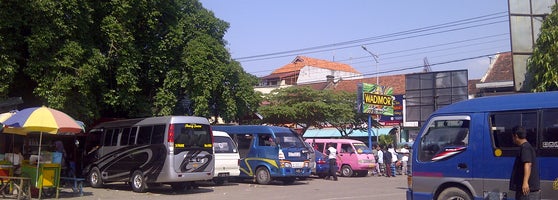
509, 127, 540, 200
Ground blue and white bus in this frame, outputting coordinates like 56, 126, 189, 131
212, 125, 312, 184
83, 116, 214, 193
407, 92, 558, 200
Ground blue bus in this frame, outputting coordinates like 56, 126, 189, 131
212, 125, 312, 184
407, 92, 558, 200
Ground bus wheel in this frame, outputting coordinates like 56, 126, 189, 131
437, 187, 471, 200
89, 167, 103, 188
255, 167, 271, 185
130, 170, 147, 193
341, 165, 353, 177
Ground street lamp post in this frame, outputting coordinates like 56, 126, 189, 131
361, 45, 380, 148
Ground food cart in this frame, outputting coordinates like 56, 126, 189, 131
21, 161, 60, 199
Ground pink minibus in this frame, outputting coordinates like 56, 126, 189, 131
305, 138, 376, 177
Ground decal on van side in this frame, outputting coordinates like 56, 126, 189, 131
240, 158, 279, 176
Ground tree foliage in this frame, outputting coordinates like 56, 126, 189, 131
259, 86, 379, 137
527, 4, 558, 92
0, 0, 260, 124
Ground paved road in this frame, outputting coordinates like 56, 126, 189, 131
57, 175, 408, 200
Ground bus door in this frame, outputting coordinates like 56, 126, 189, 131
414, 116, 473, 193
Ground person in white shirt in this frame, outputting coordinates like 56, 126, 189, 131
376, 145, 384, 176
5, 146, 24, 176
399, 145, 410, 175
324, 143, 339, 181
387, 144, 398, 177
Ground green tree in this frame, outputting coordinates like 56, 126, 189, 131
0, 0, 260, 124
259, 86, 380, 136
527, 4, 558, 92
324, 91, 380, 138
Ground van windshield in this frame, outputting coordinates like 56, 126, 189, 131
275, 132, 305, 148
353, 143, 373, 154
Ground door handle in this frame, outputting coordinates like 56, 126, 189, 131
458, 163, 468, 169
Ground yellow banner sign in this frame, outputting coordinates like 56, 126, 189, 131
364, 93, 393, 106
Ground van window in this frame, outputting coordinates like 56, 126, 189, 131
275, 132, 304, 148
172, 123, 212, 153
121, 128, 131, 145
340, 144, 354, 153
418, 119, 470, 162
541, 109, 558, 156
353, 143, 372, 154
151, 125, 165, 144
235, 134, 253, 158
258, 134, 276, 146
214, 136, 237, 153
137, 126, 153, 145
490, 111, 537, 156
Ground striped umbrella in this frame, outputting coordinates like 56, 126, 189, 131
0, 111, 26, 135
3, 106, 83, 134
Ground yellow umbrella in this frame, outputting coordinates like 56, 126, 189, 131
0, 111, 26, 135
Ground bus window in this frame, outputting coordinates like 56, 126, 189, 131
490, 111, 537, 156
129, 127, 137, 144
541, 109, 558, 156
137, 126, 153, 145
104, 129, 115, 146
172, 123, 212, 153
121, 128, 130, 146
151, 125, 165, 144
111, 129, 119, 146
418, 119, 469, 162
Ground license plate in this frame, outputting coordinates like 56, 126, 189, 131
291, 162, 304, 168
218, 172, 229, 177
288, 152, 301, 157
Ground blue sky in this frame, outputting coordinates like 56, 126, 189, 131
200, 1, 510, 80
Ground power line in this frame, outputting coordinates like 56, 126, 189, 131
235, 12, 508, 61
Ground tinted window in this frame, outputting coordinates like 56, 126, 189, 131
137, 126, 152, 145
151, 125, 165, 144
129, 127, 137, 144
173, 123, 212, 154
120, 128, 130, 145
541, 109, 558, 156
490, 111, 537, 156
111, 129, 119, 146
419, 119, 469, 162
214, 136, 237, 153
353, 143, 372, 154
104, 129, 114, 146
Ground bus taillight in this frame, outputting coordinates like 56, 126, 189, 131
168, 124, 175, 153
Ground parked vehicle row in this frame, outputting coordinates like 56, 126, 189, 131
81, 118, 376, 193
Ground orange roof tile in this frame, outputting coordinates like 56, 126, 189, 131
482, 52, 513, 83
272, 56, 361, 74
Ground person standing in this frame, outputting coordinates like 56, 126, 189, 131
399, 145, 410, 175
324, 143, 339, 181
372, 144, 380, 176
388, 144, 397, 177
382, 145, 393, 177
377, 145, 385, 177
509, 127, 540, 200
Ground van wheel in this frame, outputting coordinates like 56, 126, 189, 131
89, 167, 103, 188
130, 170, 147, 193
437, 187, 471, 200
255, 167, 271, 185
341, 165, 353, 177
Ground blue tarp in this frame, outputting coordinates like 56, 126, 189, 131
303, 127, 393, 138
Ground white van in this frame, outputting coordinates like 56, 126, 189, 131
212, 131, 240, 185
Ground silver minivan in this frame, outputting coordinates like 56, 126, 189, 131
212, 131, 240, 185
